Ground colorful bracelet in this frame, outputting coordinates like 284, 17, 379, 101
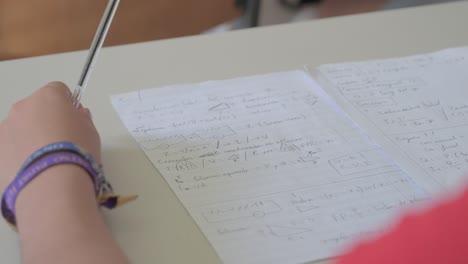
1, 142, 137, 230
16, 142, 135, 208
1, 152, 98, 227
18, 142, 98, 175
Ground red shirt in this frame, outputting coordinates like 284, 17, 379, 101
336, 189, 468, 264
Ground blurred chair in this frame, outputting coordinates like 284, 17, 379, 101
235, 0, 261, 27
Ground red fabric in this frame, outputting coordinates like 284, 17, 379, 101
336, 189, 468, 264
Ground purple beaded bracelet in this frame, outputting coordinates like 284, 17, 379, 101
1, 152, 98, 227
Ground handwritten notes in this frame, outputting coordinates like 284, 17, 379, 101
318, 46, 468, 193
112, 71, 426, 264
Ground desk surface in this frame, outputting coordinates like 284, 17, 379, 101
1, 2, 468, 263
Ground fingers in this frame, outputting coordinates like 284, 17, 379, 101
35, 81, 78, 109
44, 81, 71, 95
38, 81, 72, 98
42, 82, 93, 119
29, 81, 93, 119
80, 107, 93, 120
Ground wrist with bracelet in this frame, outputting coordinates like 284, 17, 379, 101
1, 142, 137, 231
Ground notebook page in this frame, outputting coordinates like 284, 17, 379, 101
111, 71, 427, 264
317, 47, 468, 194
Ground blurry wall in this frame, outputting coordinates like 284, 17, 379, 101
0, 0, 241, 60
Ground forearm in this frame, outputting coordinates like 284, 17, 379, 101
16, 165, 128, 264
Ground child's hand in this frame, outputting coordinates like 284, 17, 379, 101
0, 82, 101, 191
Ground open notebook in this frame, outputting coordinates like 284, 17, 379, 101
111, 47, 468, 264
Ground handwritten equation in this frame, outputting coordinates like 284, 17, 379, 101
112, 71, 425, 264
319, 46, 468, 190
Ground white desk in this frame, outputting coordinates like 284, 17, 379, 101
1, 2, 467, 263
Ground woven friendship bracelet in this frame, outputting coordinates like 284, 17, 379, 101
1, 152, 98, 227
17, 142, 102, 194
19, 142, 98, 174
1, 142, 137, 230
15, 142, 130, 203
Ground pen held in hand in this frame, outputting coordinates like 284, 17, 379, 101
71, 0, 120, 108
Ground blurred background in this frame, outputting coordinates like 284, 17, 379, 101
0, 0, 463, 61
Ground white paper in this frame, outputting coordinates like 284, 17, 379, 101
318, 47, 468, 194
112, 71, 427, 264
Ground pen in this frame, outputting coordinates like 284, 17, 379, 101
71, 0, 121, 108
